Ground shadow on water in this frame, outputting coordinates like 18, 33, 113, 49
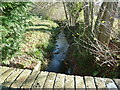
47, 31, 70, 74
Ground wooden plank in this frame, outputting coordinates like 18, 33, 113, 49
0, 66, 9, 76
21, 71, 40, 88
94, 77, 106, 90
113, 79, 120, 89
0, 68, 15, 84
10, 69, 31, 88
104, 78, 118, 90
43, 72, 56, 89
64, 75, 74, 89
84, 76, 96, 89
2, 69, 23, 87
33, 61, 41, 71
75, 76, 85, 89
54, 73, 65, 89
32, 71, 48, 89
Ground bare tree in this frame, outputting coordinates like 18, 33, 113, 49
63, 2, 83, 26
83, 1, 95, 39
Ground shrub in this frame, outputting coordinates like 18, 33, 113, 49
0, 2, 32, 64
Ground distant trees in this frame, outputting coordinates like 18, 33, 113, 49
63, 2, 83, 26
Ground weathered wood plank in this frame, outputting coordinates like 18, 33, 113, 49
0, 66, 9, 76
75, 76, 85, 89
21, 71, 40, 88
64, 75, 74, 89
43, 72, 56, 89
104, 78, 118, 90
0, 68, 15, 84
54, 73, 65, 89
84, 76, 96, 89
113, 79, 120, 89
0, 66, 119, 90
33, 61, 41, 71
32, 71, 48, 89
2, 69, 23, 87
94, 77, 106, 90
10, 69, 31, 88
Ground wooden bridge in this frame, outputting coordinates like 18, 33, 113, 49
0, 66, 120, 90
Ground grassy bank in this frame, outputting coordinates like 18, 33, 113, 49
6, 16, 59, 70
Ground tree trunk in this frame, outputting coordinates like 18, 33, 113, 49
97, 2, 118, 45
84, 2, 90, 31
83, 2, 91, 39
65, 2, 82, 26
63, 2, 69, 25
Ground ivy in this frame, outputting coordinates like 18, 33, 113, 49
0, 2, 32, 64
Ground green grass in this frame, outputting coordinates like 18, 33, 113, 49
9, 16, 59, 70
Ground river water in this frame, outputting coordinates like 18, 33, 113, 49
47, 30, 69, 73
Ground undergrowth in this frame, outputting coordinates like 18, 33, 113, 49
0, 2, 32, 65
65, 21, 120, 78
4, 16, 59, 70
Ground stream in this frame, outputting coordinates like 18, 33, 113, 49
47, 30, 69, 73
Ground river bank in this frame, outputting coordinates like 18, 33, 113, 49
64, 24, 120, 78
2, 16, 59, 70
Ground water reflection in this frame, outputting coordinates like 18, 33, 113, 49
47, 31, 69, 73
